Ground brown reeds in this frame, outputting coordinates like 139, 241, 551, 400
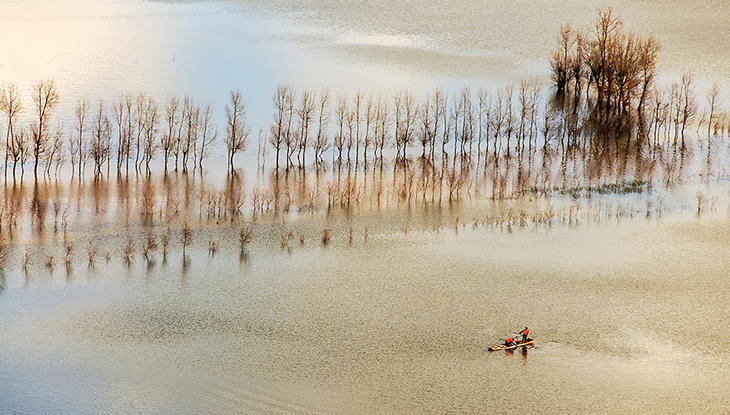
122, 237, 134, 263
239, 225, 253, 249
63, 240, 73, 268
181, 220, 192, 257
142, 232, 157, 260
88, 242, 97, 266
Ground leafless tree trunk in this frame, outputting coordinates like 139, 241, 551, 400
1, 83, 23, 180
296, 89, 315, 168
354, 91, 363, 166
112, 92, 134, 174
71, 95, 89, 180
374, 96, 389, 166
141, 97, 160, 172
196, 102, 217, 170
334, 95, 347, 166
161, 94, 180, 173
180, 95, 200, 172
31, 79, 60, 179
313, 88, 331, 166
706, 83, 720, 139
269, 84, 290, 171
224, 90, 250, 172
394, 90, 416, 164
89, 100, 111, 178
181, 220, 192, 257
678, 73, 696, 148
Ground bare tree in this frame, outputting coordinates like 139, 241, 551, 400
138, 96, 160, 172
313, 88, 331, 166
89, 100, 112, 177
180, 95, 200, 172
345, 109, 356, 165
142, 233, 158, 261
196, 102, 217, 170
394, 90, 416, 163
354, 91, 363, 165
362, 95, 375, 166
1, 83, 23, 180
418, 93, 434, 159
549, 23, 576, 97
44, 128, 64, 177
181, 220, 192, 257
374, 96, 390, 165
161, 94, 180, 173
239, 225, 253, 249
706, 82, 721, 139
477, 88, 491, 167
9, 127, 28, 180
269, 84, 289, 170
678, 73, 696, 147
280, 86, 297, 167
333, 94, 347, 165
30, 79, 60, 178
295, 89, 316, 167
636, 36, 661, 117
224, 89, 250, 172
112, 92, 135, 174
71, 95, 89, 179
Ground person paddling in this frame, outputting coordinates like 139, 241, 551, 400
520, 327, 529, 343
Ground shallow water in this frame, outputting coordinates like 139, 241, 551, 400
2, 0, 730, 413
2, 204, 730, 413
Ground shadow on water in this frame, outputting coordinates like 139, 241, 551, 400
239, 249, 250, 266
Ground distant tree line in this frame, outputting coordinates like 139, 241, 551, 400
0, 8, 728, 187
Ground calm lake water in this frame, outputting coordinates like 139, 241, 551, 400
2, 0, 730, 413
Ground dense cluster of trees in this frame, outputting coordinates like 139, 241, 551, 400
547, 7, 727, 149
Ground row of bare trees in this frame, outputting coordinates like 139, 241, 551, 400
0, 85, 255, 181
74, 91, 222, 177
0, 80, 63, 180
1, 42, 727, 185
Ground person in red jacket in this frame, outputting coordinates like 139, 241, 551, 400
520, 327, 529, 343
504, 337, 516, 347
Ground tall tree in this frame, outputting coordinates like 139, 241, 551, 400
313, 88, 331, 166
224, 89, 250, 172
196, 102, 217, 170
269, 84, 289, 171
1, 83, 23, 180
296, 89, 316, 167
706, 83, 721, 139
89, 100, 111, 177
161, 94, 180, 173
30, 79, 60, 178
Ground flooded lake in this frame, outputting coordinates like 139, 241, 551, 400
2, 0, 730, 413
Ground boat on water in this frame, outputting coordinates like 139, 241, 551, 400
488, 337, 535, 351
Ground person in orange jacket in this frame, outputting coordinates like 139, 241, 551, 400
504, 337, 516, 347
520, 327, 529, 343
